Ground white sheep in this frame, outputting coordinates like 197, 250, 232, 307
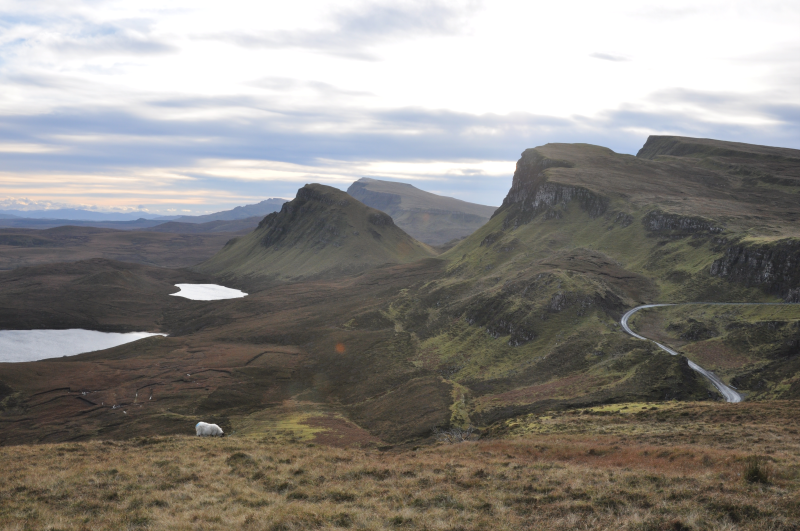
195, 421, 224, 437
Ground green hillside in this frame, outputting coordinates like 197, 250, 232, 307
197, 183, 434, 286
379, 137, 800, 423
2, 137, 799, 450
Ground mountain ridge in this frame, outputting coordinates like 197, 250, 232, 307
197, 183, 435, 286
347, 177, 496, 245
1, 135, 799, 452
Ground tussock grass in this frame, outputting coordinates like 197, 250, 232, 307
2, 401, 799, 530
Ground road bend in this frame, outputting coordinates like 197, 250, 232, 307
621, 302, 799, 402
620, 303, 749, 402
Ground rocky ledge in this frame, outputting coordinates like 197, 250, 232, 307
710, 239, 800, 300
643, 210, 723, 235
496, 148, 608, 228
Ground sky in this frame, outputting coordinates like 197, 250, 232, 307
0, 0, 798, 214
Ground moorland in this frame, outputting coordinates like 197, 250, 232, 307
2, 401, 798, 530
1, 135, 799, 529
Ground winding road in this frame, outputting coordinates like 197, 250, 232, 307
620, 302, 800, 403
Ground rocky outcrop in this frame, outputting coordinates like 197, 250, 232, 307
642, 210, 723, 235
710, 239, 800, 300
549, 291, 567, 312
495, 148, 609, 228
614, 212, 633, 227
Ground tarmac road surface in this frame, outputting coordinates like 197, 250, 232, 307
621, 302, 800, 402
621, 303, 763, 404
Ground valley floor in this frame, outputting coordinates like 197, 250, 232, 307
2, 401, 799, 530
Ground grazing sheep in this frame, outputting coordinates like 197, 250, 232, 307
195, 421, 224, 437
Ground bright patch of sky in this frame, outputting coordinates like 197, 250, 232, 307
0, 0, 797, 213
0, 329, 165, 363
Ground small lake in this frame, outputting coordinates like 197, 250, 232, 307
170, 283, 248, 301
0, 330, 166, 363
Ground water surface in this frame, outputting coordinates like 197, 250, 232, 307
170, 283, 247, 301
0, 329, 165, 363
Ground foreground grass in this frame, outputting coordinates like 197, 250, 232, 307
2, 402, 800, 530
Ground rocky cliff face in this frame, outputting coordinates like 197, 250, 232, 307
710, 239, 800, 300
495, 148, 608, 228
642, 210, 723, 235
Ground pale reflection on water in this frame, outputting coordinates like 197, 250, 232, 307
0, 330, 166, 363
169, 284, 247, 301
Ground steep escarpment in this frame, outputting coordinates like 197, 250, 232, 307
197, 183, 434, 286
494, 147, 608, 228
642, 210, 723, 235
710, 239, 800, 301
377, 138, 800, 426
347, 178, 496, 246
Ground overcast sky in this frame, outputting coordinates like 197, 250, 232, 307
1, 0, 798, 214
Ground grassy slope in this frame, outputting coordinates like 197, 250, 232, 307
1, 401, 798, 531
197, 184, 434, 285
0, 227, 245, 270
3, 138, 799, 451
379, 138, 800, 426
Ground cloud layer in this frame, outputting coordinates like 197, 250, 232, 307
0, 0, 798, 213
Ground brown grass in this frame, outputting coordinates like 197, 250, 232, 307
2, 401, 800, 530
474, 373, 603, 410
683, 340, 752, 371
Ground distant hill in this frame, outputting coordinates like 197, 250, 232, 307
0, 208, 170, 221
0, 218, 166, 230
0, 198, 287, 231
347, 178, 496, 246
143, 217, 262, 234
197, 183, 434, 285
175, 198, 287, 223
0, 226, 245, 270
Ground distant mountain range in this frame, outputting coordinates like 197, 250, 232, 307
0, 198, 288, 231
0, 209, 171, 221
174, 198, 287, 223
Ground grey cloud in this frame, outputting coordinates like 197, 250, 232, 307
0, 84, 797, 204
0, 14, 177, 57
589, 52, 629, 62
54, 19, 178, 56
2, 114, 796, 209
649, 88, 800, 125
56, 31, 176, 57
0, 100, 642, 176
208, 0, 477, 60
